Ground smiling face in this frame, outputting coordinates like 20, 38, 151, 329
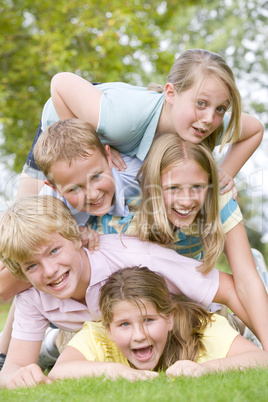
47, 146, 115, 216
107, 299, 173, 370
164, 76, 230, 143
161, 160, 209, 229
20, 233, 90, 302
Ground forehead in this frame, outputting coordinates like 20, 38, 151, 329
196, 76, 230, 103
161, 161, 209, 185
49, 150, 111, 185
112, 299, 158, 317
21, 233, 68, 260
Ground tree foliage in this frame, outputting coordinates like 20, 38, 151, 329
1, 0, 267, 171
0, 0, 201, 170
0, 0, 267, 249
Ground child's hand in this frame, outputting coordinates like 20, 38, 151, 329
3, 364, 51, 389
110, 147, 127, 171
218, 167, 237, 200
166, 360, 208, 377
79, 227, 100, 254
105, 363, 158, 381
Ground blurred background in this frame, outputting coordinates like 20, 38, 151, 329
0, 0, 267, 263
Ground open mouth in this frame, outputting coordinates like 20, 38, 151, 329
133, 346, 154, 362
48, 271, 69, 289
173, 207, 194, 218
193, 126, 207, 136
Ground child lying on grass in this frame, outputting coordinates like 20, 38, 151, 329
49, 266, 268, 381
0, 195, 250, 388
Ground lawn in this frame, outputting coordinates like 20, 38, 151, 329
0, 369, 268, 402
1, 294, 268, 402
0, 302, 11, 332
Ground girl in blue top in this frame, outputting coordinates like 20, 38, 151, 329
50, 48, 263, 195
89, 133, 268, 351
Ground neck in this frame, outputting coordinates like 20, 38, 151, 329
156, 102, 173, 134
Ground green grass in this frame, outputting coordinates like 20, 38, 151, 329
0, 303, 11, 331
0, 369, 268, 402
1, 293, 268, 401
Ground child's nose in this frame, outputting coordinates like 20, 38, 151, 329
42, 260, 57, 278
85, 184, 99, 201
177, 188, 192, 203
202, 108, 214, 124
132, 325, 147, 342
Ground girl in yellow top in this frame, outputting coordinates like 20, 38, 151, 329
49, 267, 268, 381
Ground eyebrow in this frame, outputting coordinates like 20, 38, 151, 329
22, 243, 54, 267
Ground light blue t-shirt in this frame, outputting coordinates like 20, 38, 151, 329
42, 83, 165, 161
42, 82, 231, 162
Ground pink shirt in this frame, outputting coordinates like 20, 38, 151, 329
13, 235, 219, 341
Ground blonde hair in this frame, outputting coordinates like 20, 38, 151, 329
148, 49, 241, 151
99, 266, 212, 370
0, 195, 81, 280
33, 119, 107, 184
135, 133, 224, 274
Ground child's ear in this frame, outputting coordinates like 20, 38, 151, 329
44, 179, 60, 194
106, 326, 115, 342
167, 311, 174, 332
165, 83, 176, 105
104, 145, 113, 169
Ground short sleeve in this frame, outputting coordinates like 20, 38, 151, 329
67, 321, 129, 365
219, 191, 243, 234
197, 314, 239, 363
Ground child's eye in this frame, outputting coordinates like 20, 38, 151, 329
196, 100, 207, 108
216, 106, 227, 114
120, 322, 130, 327
50, 247, 59, 255
92, 173, 101, 180
68, 185, 81, 193
26, 263, 37, 271
167, 186, 179, 191
192, 185, 202, 191
144, 318, 153, 324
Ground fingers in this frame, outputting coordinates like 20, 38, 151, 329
7, 364, 51, 389
220, 179, 235, 195
79, 227, 100, 254
110, 148, 126, 171
218, 168, 236, 197
120, 369, 158, 382
166, 360, 207, 377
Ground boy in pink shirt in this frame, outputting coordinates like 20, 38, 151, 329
0, 195, 251, 389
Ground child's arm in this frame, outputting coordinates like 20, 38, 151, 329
218, 113, 264, 194
48, 346, 158, 381
0, 339, 50, 389
224, 222, 268, 350
213, 271, 254, 331
166, 335, 268, 377
51, 72, 102, 128
15, 171, 45, 200
0, 261, 31, 301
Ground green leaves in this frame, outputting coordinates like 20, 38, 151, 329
0, 0, 266, 171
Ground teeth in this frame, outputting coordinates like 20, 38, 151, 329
176, 209, 191, 215
90, 195, 104, 205
50, 274, 65, 286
